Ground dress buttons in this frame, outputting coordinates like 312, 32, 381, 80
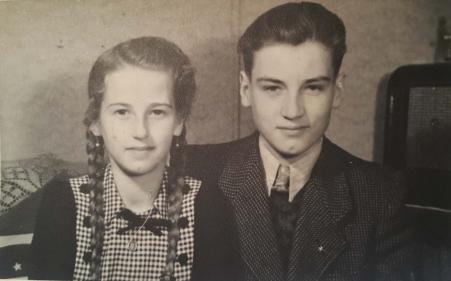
83, 216, 91, 227
79, 184, 91, 194
178, 217, 189, 228
83, 251, 92, 263
177, 253, 188, 265
182, 184, 191, 194
160, 274, 176, 281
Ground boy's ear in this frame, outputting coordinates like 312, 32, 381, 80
173, 118, 185, 136
89, 121, 101, 136
239, 71, 251, 107
333, 72, 346, 108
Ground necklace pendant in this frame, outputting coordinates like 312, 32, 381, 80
128, 239, 137, 251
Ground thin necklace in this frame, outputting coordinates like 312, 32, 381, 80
128, 193, 154, 251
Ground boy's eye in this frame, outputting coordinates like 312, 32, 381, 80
306, 84, 325, 92
261, 84, 283, 94
262, 85, 280, 92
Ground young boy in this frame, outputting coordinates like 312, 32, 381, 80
195, 2, 414, 280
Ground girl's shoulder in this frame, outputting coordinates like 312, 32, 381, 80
40, 174, 91, 206
68, 174, 91, 196
68, 174, 90, 189
31, 176, 77, 280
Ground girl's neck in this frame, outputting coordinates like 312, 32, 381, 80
110, 162, 166, 213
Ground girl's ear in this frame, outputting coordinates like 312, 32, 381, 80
89, 121, 102, 136
173, 118, 184, 136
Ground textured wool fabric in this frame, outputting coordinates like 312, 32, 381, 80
212, 133, 415, 281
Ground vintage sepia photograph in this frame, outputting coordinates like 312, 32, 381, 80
1, 0, 450, 280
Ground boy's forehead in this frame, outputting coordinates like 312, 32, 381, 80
250, 41, 334, 79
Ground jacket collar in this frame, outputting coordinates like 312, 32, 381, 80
219, 132, 285, 281
220, 133, 353, 281
288, 137, 353, 281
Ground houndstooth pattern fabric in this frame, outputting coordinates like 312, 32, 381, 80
70, 165, 201, 281
217, 133, 415, 281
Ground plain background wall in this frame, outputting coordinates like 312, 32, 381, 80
1, 0, 451, 163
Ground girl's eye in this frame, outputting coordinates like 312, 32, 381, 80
114, 109, 129, 116
149, 109, 168, 118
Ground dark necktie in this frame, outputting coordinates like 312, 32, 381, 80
270, 164, 295, 271
272, 164, 290, 194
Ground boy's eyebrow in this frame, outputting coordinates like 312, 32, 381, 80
149, 102, 173, 108
255, 76, 332, 84
304, 76, 332, 83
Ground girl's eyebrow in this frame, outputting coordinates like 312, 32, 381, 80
106, 103, 130, 108
106, 102, 173, 108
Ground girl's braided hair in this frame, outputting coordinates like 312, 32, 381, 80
83, 37, 196, 281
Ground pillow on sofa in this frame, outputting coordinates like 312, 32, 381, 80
1, 153, 86, 215
0, 153, 86, 279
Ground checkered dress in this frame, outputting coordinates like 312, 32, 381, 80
69, 165, 201, 281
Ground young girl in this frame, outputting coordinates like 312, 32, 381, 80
30, 37, 240, 281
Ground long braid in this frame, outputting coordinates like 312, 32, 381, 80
161, 128, 187, 281
82, 37, 195, 281
86, 130, 106, 281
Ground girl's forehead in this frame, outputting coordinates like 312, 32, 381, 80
103, 65, 175, 104
105, 65, 174, 88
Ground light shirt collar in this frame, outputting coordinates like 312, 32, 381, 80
259, 136, 323, 202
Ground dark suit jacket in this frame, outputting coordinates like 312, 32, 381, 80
189, 133, 415, 281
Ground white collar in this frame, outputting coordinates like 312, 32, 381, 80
259, 136, 322, 202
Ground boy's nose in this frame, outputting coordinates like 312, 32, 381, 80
281, 94, 304, 120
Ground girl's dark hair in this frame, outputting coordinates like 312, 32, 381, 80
238, 1, 347, 78
83, 36, 196, 281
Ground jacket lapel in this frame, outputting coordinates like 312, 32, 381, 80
288, 138, 353, 281
219, 134, 285, 281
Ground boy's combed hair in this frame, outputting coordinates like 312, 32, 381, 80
238, 1, 347, 77
83, 37, 196, 281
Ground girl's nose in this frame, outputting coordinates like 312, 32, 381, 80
132, 116, 149, 139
